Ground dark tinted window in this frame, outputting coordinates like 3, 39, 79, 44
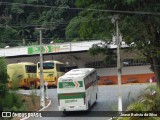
25, 65, 36, 73
38, 62, 54, 69
56, 64, 66, 72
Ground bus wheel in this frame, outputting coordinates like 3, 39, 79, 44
63, 111, 69, 115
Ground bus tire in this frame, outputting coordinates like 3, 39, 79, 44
63, 111, 69, 115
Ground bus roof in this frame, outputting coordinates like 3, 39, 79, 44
61, 68, 95, 78
8, 62, 35, 66
37, 60, 64, 64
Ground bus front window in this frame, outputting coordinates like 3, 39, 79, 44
38, 63, 54, 69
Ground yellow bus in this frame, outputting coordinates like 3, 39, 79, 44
37, 60, 66, 87
7, 62, 39, 89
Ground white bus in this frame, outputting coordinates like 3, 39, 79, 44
57, 68, 98, 112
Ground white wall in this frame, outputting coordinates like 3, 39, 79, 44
97, 65, 153, 76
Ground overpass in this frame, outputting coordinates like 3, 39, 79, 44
0, 40, 153, 84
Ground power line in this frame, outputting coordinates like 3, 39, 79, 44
0, 17, 110, 28
0, 2, 160, 16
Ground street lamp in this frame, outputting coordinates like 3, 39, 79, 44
110, 15, 123, 112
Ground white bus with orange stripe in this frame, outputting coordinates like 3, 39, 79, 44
7, 62, 39, 89
57, 68, 98, 112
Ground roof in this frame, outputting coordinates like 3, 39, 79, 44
7, 62, 35, 66
61, 68, 95, 78
0, 40, 129, 57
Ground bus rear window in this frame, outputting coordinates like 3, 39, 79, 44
38, 63, 54, 69
25, 65, 36, 73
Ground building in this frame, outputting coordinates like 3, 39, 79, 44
0, 40, 155, 84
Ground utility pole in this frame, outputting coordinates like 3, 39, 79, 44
116, 17, 122, 112
110, 15, 122, 112
36, 28, 45, 108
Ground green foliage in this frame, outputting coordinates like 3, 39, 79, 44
89, 42, 116, 64
0, 92, 26, 111
71, 0, 160, 85
0, 58, 8, 97
118, 85, 160, 120
11, 72, 20, 90
65, 16, 81, 39
144, 85, 160, 111
0, 58, 8, 85
0, 0, 77, 46
130, 85, 160, 111
127, 91, 135, 103
11, 5, 24, 14
0, 27, 19, 47
0, 58, 26, 114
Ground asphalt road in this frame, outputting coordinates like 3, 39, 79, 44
18, 83, 153, 120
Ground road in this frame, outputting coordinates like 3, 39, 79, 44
18, 83, 153, 120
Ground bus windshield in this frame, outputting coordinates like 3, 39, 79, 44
38, 62, 54, 69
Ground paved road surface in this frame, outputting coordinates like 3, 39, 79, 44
17, 83, 153, 120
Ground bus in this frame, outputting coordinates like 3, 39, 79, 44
37, 60, 66, 87
7, 62, 39, 89
57, 68, 98, 112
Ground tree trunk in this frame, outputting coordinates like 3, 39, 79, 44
152, 56, 160, 86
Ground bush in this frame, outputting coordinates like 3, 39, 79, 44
117, 85, 160, 120
0, 58, 8, 85
0, 58, 26, 113
0, 92, 26, 111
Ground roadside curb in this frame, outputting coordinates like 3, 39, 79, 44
20, 97, 52, 120
39, 98, 52, 112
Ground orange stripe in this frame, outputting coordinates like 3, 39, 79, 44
98, 73, 155, 85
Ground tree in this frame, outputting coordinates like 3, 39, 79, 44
66, 1, 114, 40
68, 0, 160, 85
0, 0, 78, 46
0, 58, 8, 97
120, 0, 160, 85
39, 0, 78, 42
17, 26, 30, 45
0, 26, 19, 47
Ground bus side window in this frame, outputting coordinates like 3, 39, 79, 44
84, 76, 89, 89
90, 74, 93, 83
25, 65, 36, 73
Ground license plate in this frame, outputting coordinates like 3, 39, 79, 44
65, 99, 77, 103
